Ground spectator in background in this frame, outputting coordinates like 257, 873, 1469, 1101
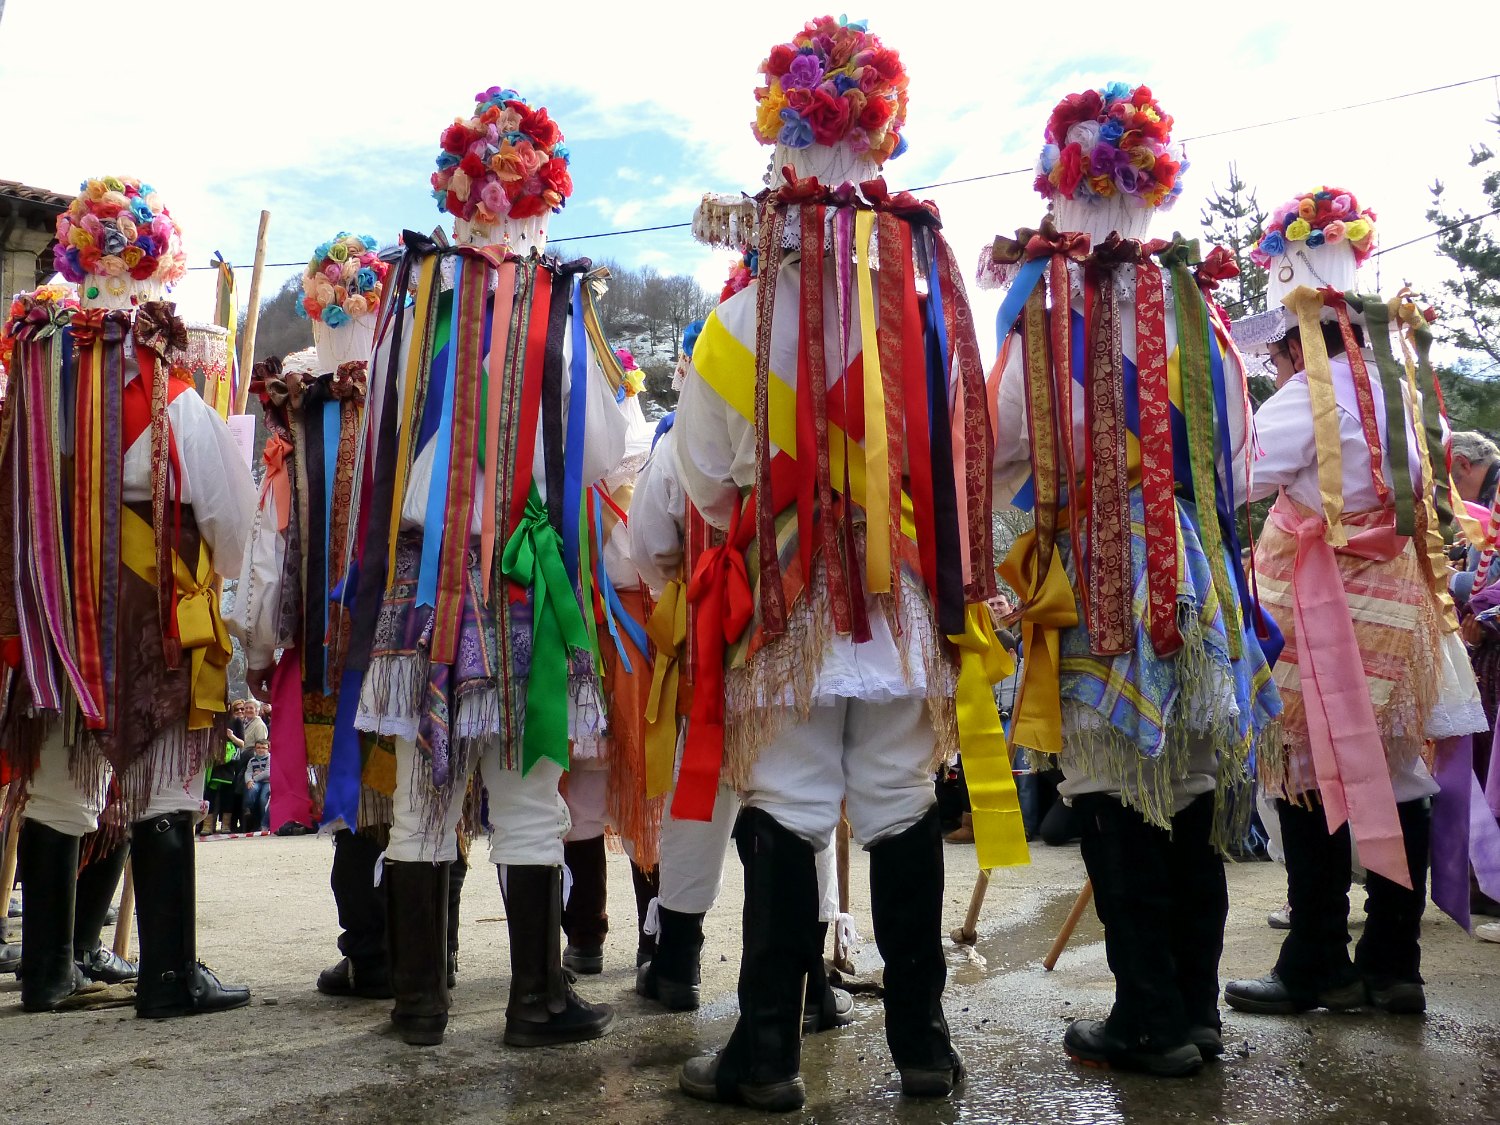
243, 719, 271, 832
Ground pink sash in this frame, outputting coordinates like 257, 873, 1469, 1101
1272, 499, 1412, 889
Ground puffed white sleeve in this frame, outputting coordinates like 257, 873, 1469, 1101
227, 461, 286, 671
672, 367, 742, 532
630, 428, 688, 595
175, 392, 258, 579
991, 333, 1031, 508
578, 337, 628, 488
1248, 381, 1317, 502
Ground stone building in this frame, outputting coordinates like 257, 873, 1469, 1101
0, 179, 71, 304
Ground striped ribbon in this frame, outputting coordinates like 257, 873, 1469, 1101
853, 210, 890, 594
1284, 286, 1348, 547
1357, 295, 1415, 536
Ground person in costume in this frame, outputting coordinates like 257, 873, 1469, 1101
988, 84, 1281, 1076
335, 88, 627, 1048
0, 177, 257, 1018
666, 18, 1012, 1110
1224, 186, 1492, 1015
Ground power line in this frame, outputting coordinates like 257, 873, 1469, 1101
184, 72, 1500, 270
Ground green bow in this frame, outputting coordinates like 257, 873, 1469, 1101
1153, 233, 1201, 270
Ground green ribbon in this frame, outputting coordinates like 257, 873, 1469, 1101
1359, 295, 1416, 537
1408, 313, 1455, 544
501, 488, 592, 775
1165, 239, 1241, 658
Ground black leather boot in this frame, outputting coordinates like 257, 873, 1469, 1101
1166, 794, 1227, 1059
1356, 798, 1430, 1014
448, 853, 467, 989
502, 864, 614, 1047
869, 807, 964, 1095
636, 902, 705, 1010
678, 807, 816, 1112
1067, 795, 1202, 1077
561, 835, 608, 974
1226, 798, 1364, 1015
802, 921, 855, 1034
318, 829, 391, 999
131, 812, 251, 1019
19, 819, 84, 1012
74, 840, 135, 984
383, 859, 450, 1045
630, 861, 659, 967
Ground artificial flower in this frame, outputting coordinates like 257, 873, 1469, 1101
327, 242, 350, 263
1034, 83, 1183, 210
1053, 142, 1086, 198
804, 87, 853, 146
321, 304, 349, 328
1260, 230, 1287, 257
1345, 218, 1372, 245
1323, 220, 1347, 244
1306, 229, 1326, 248
1284, 218, 1312, 242
778, 109, 815, 148
127, 255, 159, 281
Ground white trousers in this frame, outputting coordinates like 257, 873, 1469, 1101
563, 762, 609, 843
386, 736, 569, 866
740, 696, 938, 849
25, 725, 207, 836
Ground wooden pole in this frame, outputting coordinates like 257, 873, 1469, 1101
0, 812, 20, 926
832, 816, 854, 974
950, 868, 991, 946
234, 210, 271, 414
1042, 880, 1094, 971
112, 861, 135, 960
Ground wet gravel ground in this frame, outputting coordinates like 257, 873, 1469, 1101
3, 833, 1498, 1124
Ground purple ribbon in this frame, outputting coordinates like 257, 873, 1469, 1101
1431, 735, 1500, 931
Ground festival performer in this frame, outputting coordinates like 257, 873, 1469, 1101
987, 84, 1282, 1076
0, 177, 257, 1017
333, 88, 628, 1048
667, 17, 1019, 1110
1224, 185, 1493, 1016
631, 293, 855, 1038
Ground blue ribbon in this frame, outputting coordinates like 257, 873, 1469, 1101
994, 258, 1048, 348
652, 410, 676, 449
591, 492, 649, 672
322, 398, 340, 688
562, 276, 587, 585
319, 665, 367, 830
416, 258, 464, 609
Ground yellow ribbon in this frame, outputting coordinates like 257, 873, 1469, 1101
387, 255, 439, 575
121, 507, 231, 731
642, 578, 687, 799
1284, 287, 1347, 547
998, 528, 1079, 756
853, 210, 891, 593
947, 603, 1029, 869
693, 310, 917, 542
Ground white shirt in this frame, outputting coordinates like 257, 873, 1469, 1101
629, 426, 688, 597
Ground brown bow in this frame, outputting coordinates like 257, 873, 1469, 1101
1092, 232, 1152, 267
861, 177, 940, 227
250, 356, 307, 410
991, 217, 1092, 265
132, 301, 188, 360
331, 361, 368, 402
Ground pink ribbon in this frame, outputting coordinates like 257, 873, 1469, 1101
268, 644, 316, 832
1272, 500, 1412, 888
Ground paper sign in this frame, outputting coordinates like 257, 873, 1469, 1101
227, 414, 258, 470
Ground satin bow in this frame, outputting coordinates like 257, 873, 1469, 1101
1195, 245, 1240, 290
1092, 231, 1152, 266
1152, 233, 1201, 270
992, 217, 1092, 265
132, 300, 187, 360
62, 307, 118, 347
774, 170, 830, 206
860, 177, 941, 227
331, 361, 368, 402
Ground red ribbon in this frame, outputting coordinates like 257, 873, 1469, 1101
1194, 246, 1240, 291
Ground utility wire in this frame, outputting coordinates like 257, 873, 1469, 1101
185, 72, 1500, 270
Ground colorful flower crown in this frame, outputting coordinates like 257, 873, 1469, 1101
752, 15, 909, 164
297, 233, 388, 327
431, 87, 573, 226
720, 248, 759, 302
1, 285, 80, 366
1249, 187, 1377, 269
53, 177, 186, 293
1034, 83, 1184, 209
614, 347, 645, 399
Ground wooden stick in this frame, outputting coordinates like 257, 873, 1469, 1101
950, 867, 991, 945
234, 210, 271, 414
112, 861, 135, 960
832, 816, 854, 973
1042, 879, 1094, 971
0, 812, 19, 927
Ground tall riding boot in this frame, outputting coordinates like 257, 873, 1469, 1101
19, 820, 83, 1011
636, 900, 705, 1010
1065, 795, 1201, 1077
318, 829, 391, 999
561, 835, 608, 974
502, 864, 614, 1046
630, 861, 659, 967
1356, 798, 1430, 1013
679, 807, 818, 1112
448, 853, 467, 988
383, 859, 450, 1045
1166, 794, 1227, 1059
131, 812, 251, 1019
801, 921, 855, 1034
74, 840, 135, 984
1226, 797, 1364, 1014
869, 807, 963, 1095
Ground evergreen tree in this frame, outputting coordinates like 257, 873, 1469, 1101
1428, 104, 1500, 366
1199, 162, 1269, 322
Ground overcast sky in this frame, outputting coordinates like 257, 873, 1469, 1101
2, 0, 1497, 364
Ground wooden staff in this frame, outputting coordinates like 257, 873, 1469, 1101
1042, 880, 1094, 971
950, 867, 990, 946
112, 861, 135, 960
0, 812, 19, 927
233, 210, 271, 414
831, 816, 854, 974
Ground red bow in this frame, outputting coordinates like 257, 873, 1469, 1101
860, 177, 940, 226
1195, 246, 1240, 291
774, 169, 830, 206
331, 361, 368, 402
64, 307, 115, 347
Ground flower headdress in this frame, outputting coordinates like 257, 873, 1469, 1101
614, 347, 645, 399
720, 248, 759, 302
1250, 187, 1377, 269
752, 15, 909, 164
1, 285, 79, 367
53, 177, 186, 297
431, 87, 573, 225
297, 233, 388, 327
1034, 83, 1185, 209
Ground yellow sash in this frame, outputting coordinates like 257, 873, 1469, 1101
642, 578, 686, 799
